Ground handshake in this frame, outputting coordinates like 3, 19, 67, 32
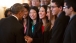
24, 35, 33, 43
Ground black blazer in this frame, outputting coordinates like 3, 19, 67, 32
27, 22, 42, 43
63, 15, 76, 43
50, 12, 70, 43
43, 22, 52, 43
44, 29, 52, 43
0, 16, 25, 43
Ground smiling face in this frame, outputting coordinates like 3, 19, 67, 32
39, 7, 46, 19
32, 0, 40, 7
29, 9, 37, 20
51, 2, 61, 16
23, 8, 29, 18
18, 8, 26, 20
64, 2, 71, 16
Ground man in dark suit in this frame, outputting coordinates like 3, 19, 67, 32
63, 0, 76, 43
0, 3, 26, 43
49, 0, 69, 43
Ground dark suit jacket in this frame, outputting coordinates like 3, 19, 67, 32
50, 12, 70, 43
63, 15, 76, 43
0, 16, 25, 43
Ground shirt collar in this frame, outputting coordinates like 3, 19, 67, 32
69, 14, 76, 22
12, 15, 19, 21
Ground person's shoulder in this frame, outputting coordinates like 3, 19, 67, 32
0, 18, 6, 21
0, 16, 13, 22
59, 11, 65, 17
0, 18, 6, 24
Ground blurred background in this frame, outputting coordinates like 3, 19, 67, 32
0, 0, 29, 19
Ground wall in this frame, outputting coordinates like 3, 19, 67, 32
0, 0, 29, 19
0, 6, 4, 19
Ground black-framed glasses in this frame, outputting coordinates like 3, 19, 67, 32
50, 6, 58, 8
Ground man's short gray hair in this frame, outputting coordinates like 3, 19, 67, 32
11, 3, 24, 14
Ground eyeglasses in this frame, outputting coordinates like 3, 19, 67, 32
50, 6, 58, 8
63, 6, 68, 9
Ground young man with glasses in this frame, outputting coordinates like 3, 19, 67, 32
49, 0, 69, 43
63, 0, 76, 43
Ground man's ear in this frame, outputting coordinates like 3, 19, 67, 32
18, 11, 22, 16
69, 7, 73, 12
59, 6, 63, 11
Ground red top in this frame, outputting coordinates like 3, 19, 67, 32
41, 25, 44, 34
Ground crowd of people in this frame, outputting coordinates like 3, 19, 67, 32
0, 0, 76, 43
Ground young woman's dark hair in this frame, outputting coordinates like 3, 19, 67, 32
19, 3, 30, 24
39, 5, 49, 26
28, 6, 39, 34
20, 3, 30, 25
26, 6, 42, 43
37, 5, 49, 43
29, 6, 39, 22
22, 3, 30, 11
19, 3, 30, 35
40, 5, 47, 13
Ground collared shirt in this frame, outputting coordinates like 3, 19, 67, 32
69, 15, 76, 22
57, 12, 61, 17
31, 22, 35, 33
32, 25, 35, 33
12, 15, 19, 21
